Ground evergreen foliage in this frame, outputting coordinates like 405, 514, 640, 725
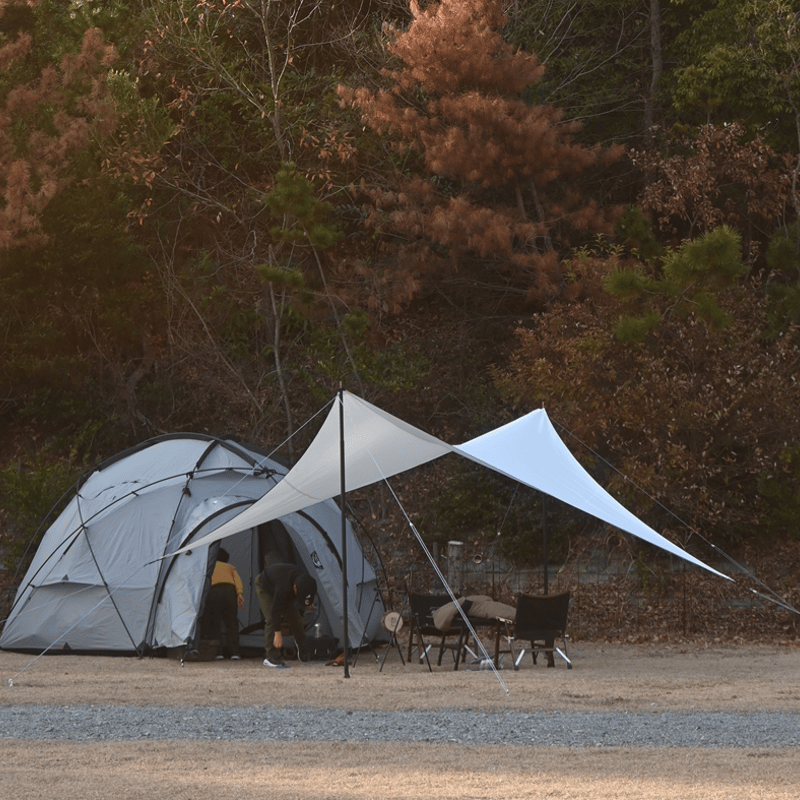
667, 0, 800, 151
497, 226, 800, 546
0, 451, 81, 572
606, 226, 747, 342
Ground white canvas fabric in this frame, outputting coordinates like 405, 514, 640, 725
173, 391, 454, 554
455, 409, 727, 579
2, 398, 728, 658
178, 393, 723, 579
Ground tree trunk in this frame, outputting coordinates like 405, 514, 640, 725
266, 277, 296, 462
644, 0, 662, 135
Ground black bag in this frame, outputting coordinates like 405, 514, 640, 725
302, 635, 339, 661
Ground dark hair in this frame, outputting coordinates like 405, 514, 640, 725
295, 573, 317, 606
217, 547, 230, 563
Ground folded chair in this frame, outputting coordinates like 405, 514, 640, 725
512, 591, 572, 670
406, 593, 470, 671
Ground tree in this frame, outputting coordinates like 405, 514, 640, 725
495, 229, 800, 546
122, 0, 378, 441
504, 0, 662, 144
0, 19, 118, 251
666, 0, 800, 152
606, 225, 748, 341
0, 4, 158, 449
338, 0, 624, 314
630, 122, 793, 261
763, 221, 800, 339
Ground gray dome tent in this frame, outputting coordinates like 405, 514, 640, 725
0, 433, 385, 656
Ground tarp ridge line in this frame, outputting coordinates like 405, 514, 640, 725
7, 561, 150, 686
552, 418, 798, 616
362, 449, 509, 695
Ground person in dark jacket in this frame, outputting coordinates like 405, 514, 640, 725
256, 560, 317, 668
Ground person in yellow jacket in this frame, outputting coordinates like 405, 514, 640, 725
203, 548, 244, 660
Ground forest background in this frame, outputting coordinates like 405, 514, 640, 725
2, 0, 800, 641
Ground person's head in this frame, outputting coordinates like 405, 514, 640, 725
294, 573, 317, 608
217, 547, 230, 563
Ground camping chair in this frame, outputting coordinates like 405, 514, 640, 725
406, 593, 470, 671
512, 592, 572, 670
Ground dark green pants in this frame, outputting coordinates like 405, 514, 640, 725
256, 582, 307, 660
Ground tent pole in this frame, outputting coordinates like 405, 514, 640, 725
542, 494, 549, 595
339, 386, 350, 678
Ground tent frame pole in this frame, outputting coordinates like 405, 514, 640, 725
339, 387, 350, 678
542, 493, 549, 595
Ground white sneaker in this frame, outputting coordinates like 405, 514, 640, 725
262, 657, 290, 669
230, 654, 241, 660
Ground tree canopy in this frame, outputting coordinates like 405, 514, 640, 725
338, 0, 624, 312
2, 0, 800, 563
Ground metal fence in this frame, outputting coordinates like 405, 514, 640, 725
397, 535, 797, 643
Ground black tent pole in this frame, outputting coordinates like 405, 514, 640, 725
542, 493, 549, 595
339, 386, 350, 678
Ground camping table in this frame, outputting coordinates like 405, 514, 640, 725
461, 615, 515, 669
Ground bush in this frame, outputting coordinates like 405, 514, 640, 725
0, 452, 80, 574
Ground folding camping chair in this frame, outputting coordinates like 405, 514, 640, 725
406, 593, 471, 671
512, 591, 572, 670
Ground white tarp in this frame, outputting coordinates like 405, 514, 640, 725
173, 392, 723, 578
455, 409, 728, 579
172, 392, 454, 555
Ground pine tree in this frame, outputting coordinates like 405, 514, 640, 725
338, 0, 623, 312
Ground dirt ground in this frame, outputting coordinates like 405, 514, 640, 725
2, 641, 799, 799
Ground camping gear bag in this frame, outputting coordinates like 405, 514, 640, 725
302, 635, 339, 661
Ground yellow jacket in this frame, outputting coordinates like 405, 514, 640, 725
211, 561, 243, 596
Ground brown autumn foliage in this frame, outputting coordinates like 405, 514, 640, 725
631, 123, 793, 260
337, 0, 623, 314
0, 24, 118, 252
494, 268, 800, 547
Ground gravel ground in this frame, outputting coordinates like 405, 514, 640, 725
2, 704, 799, 748
3, 647, 799, 800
